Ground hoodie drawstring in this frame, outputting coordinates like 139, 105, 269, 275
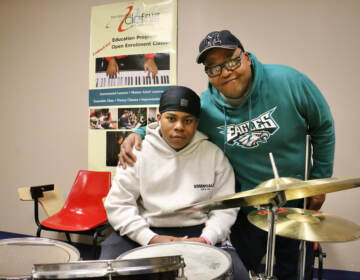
248, 95, 253, 142
223, 106, 227, 153
222, 94, 254, 148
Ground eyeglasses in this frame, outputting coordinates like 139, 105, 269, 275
205, 52, 243, 77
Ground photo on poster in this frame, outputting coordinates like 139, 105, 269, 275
118, 107, 147, 130
147, 107, 158, 124
89, 108, 118, 129
106, 131, 132, 166
95, 53, 170, 88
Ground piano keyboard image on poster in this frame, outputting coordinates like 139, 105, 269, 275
96, 70, 170, 88
94, 53, 171, 88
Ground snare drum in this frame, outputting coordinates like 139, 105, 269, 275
0, 237, 80, 279
32, 257, 185, 279
118, 242, 232, 280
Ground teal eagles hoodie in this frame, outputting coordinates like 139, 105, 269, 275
136, 52, 335, 213
197, 52, 335, 212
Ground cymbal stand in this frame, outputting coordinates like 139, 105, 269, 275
250, 154, 287, 280
298, 135, 310, 280
250, 191, 286, 280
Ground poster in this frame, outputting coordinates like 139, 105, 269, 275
88, 0, 177, 174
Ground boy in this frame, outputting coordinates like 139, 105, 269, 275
101, 85, 248, 279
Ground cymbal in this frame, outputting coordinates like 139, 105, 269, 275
176, 177, 360, 212
248, 207, 360, 242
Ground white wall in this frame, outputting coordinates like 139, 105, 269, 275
0, 0, 359, 272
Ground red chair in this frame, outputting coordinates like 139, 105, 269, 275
26, 170, 111, 256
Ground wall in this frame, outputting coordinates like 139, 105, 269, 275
0, 0, 359, 272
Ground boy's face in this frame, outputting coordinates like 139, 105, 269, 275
157, 111, 199, 151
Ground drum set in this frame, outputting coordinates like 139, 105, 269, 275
178, 175, 360, 280
1, 176, 360, 279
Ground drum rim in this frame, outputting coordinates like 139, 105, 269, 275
0, 237, 80, 259
32, 257, 184, 279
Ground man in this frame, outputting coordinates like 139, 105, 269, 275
101, 86, 249, 280
119, 30, 335, 279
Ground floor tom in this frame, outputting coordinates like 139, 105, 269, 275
0, 237, 80, 279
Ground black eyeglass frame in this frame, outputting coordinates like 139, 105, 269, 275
204, 52, 244, 77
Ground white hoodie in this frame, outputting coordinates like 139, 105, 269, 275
105, 122, 239, 246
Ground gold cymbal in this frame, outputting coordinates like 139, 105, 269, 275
176, 177, 360, 212
255, 177, 302, 189
248, 207, 360, 242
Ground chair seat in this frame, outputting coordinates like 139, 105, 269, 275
41, 208, 108, 231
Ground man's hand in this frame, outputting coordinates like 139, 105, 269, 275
144, 58, 158, 79
308, 194, 326, 210
117, 133, 143, 169
106, 57, 119, 78
149, 235, 188, 244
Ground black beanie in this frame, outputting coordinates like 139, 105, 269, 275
159, 86, 201, 118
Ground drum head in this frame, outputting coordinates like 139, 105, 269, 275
0, 237, 80, 278
118, 242, 232, 280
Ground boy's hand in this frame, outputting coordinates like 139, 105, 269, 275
149, 235, 188, 244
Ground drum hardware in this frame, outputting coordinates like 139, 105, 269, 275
32, 256, 185, 279
298, 135, 311, 280
175, 267, 188, 280
174, 258, 187, 280
246, 194, 285, 280
246, 153, 286, 280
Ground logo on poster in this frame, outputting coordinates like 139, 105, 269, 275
113, 5, 161, 32
117, 5, 134, 32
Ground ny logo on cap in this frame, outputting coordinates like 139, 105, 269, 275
205, 32, 221, 47
180, 98, 189, 107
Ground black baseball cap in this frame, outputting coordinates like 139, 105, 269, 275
196, 30, 244, 64
159, 86, 201, 118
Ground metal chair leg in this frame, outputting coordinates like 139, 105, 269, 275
65, 232, 72, 243
92, 231, 99, 259
36, 226, 42, 237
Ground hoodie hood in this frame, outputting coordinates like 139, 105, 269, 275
145, 122, 208, 157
